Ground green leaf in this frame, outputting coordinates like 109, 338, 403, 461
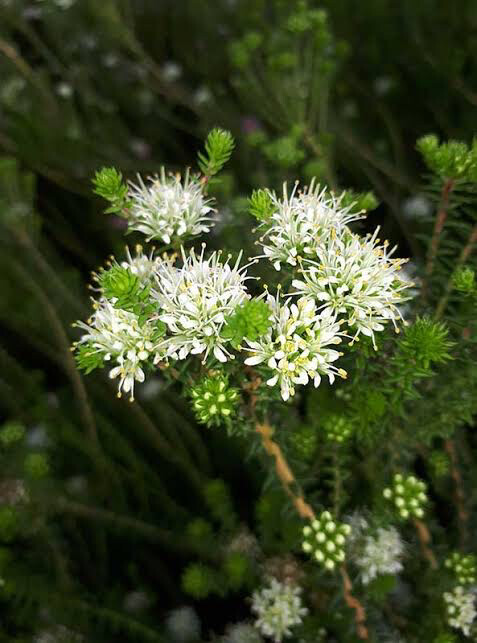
198, 128, 235, 177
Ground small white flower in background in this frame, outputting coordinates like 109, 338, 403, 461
293, 227, 411, 347
161, 61, 183, 82
444, 585, 477, 637
244, 294, 346, 401
34, 625, 83, 643
165, 606, 201, 642
56, 82, 73, 98
153, 246, 250, 364
257, 181, 364, 271
127, 168, 215, 244
75, 300, 162, 401
355, 526, 404, 585
222, 622, 264, 643
402, 194, 432, 219
251, 579, 308, 642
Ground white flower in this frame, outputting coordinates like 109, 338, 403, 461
127, 168, 215, 244
292, 227, 411, 347
153, 246, 250, 363
356, 526, 404, 585
251, 579, 308, 643
76, 300, 163, 401
165, 606, 201, 642
120, 244, 161, 283
244, 294, 346, 401
257, 181, 364, 271
444, 586, 477, 637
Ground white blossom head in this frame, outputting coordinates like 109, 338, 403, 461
251, 579, 308, 642
127, 168, 215, 244
292, 227, 411, 347
75, 300, 164, 401
257, 180, 364, 271
444, 585, 477, 637
153, 245, 251, 364
244, 293, 346, 401
355, 526, 405, 585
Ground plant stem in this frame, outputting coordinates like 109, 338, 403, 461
435, 222, 477, 318
422, 178, 454, 303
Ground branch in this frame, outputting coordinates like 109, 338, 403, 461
445, 439, 469, 547
413, 519, 438, 569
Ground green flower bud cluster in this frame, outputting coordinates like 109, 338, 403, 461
222, 299, 272, 349
302, 511, 351, 570
0, 422, 25, 447
289, 425, 317, 460
190, 375, 239, 428
322, 414, 353, 443
453, 267, 475, 297
24, 453, 50, 479
445, 552, 477, 585
383, 474, 428, 520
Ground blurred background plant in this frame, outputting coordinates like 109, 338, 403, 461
0, 0, 477, 641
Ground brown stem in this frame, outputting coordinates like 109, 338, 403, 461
341, 566, 369, 640
435, 222, 477, 318
445, 439, 469, 547
422, 179, 454, 303
413, 519, 438, 569
254, 421, 368, 639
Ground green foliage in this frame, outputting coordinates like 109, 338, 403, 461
429, 451, 450, 478
198, 129, 235, 178
24, 453, 50, 479
181, 563, 217, 600
221, 552, 251, 591
93, 167, 130, 214
203, 480, 237, 532
189, 374, 239, 429
417, 135, 477, 181
0, 507, 18, 543
222, 300, 272, 349
74, 342, 106, 374
248, 190, 276, 222
337, 189, 379, 214
397, 317, 454, 369
0, 422, 25, 447
453, 266, 475, 296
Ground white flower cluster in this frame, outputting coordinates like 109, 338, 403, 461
251, 579, 308, 643
355, 526, 404, 585
257, 181, 364, 271
292, 228, 410, 347
153, 246, 251, 363
127, 168, 215, 244
75, 300, 162, 401
444, 586, 477, 637
244, 294, 346, 401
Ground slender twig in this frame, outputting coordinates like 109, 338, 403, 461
435, 222, 477, 318
445, 439, 469, 547
422, 178, 454, 303
413, 519, 438, 569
